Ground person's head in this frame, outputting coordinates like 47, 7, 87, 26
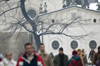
50, 52, 53, 55
76, 49, 82, 55
25, 43, 33, 55
72, 50, 78, 55
91, 48, 94, 51
59, 47, 63, 54
82, 49, 84, 52
39, 43, 45, 52
98, 46, 100, 53
5, 52, 12, 61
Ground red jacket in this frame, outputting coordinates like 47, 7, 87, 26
16, 52, 45, 66
67, 55, 83, 66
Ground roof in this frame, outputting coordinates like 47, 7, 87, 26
37, 6, 100, 17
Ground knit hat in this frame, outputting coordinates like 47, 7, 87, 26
59, 47, 63, 51
72, 50, 78, 55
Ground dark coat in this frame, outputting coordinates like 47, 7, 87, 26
96, 60, 100, 66
67, 55, 83, 66
92, 52, 100, 65
83, 55, 87, 65
53, 54, 68, 66
38, 51, 54, 66
16, 52, 45, 66
88, 50, 95, 61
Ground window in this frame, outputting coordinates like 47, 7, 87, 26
71, 13, 76, 21
51, 19, 55, 23
93, 19, 96, 23
89, 40, 97, 49
27, 9, 36, 18
52, 40, 59, 50
71, 40, 78, 50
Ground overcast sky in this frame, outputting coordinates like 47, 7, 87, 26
90, 0, 100, 10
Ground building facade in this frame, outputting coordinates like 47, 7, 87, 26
0, 0, 100, 61
37, 6, 100, 59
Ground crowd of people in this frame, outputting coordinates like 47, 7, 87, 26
0, 42, 100, 66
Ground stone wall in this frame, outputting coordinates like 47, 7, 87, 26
0, 32, 32, 61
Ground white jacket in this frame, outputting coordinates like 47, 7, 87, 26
0, 62, 4, 66
3, 58, 16, 66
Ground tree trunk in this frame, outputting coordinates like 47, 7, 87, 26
20, 0, 41, 51
33, 32, 41, 51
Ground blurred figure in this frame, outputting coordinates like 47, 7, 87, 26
53, 47, 68, 66
0, 52, 4, 66
81, 49, 87, 66
96, 55, 100, 66
50, 52, 54, 59
76, 48, 84, 64
0, 52, 4, 62
16, 43, 45, 66
67, 50, 83, 66
76, 48, 82, 57
88, 48, 95, 61
92, 46, 100, 65
38, 43, 53, 66
18, 46, 37, 58
3, 52, 16, 66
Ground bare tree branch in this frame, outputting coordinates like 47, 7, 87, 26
60, 17, 80, 33
0, 6, 20, 16
39, 31, 90, 39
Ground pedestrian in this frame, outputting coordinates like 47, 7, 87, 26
38, 43, 54, 66
50, 52, 54, 59
53, 47, 68, 66
88, 48, 95, 61
81, 49, 88, 66
67, 50, 83, 66
76, 48, 82, 58
92, 46, 100, 65
0, 52, 4, 66
16, 43, 45, 66
96, 55, 100, 66
3, 52, 16, 66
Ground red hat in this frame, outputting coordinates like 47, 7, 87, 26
72, 50, 78, 55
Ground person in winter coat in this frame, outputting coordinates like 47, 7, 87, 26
38, 43, 54, 66
50, 52, 54, 59
88, 48, 95, 61
53, 47, 68, 66
3, 52, 16, 66
96, 55, 100, 66
16, 43, 45, 66
67, 50, 83, 66
92, 46, 100, 65
81, 49, 88, 66
76, 48, 86, 65
76, 48, 82, 58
